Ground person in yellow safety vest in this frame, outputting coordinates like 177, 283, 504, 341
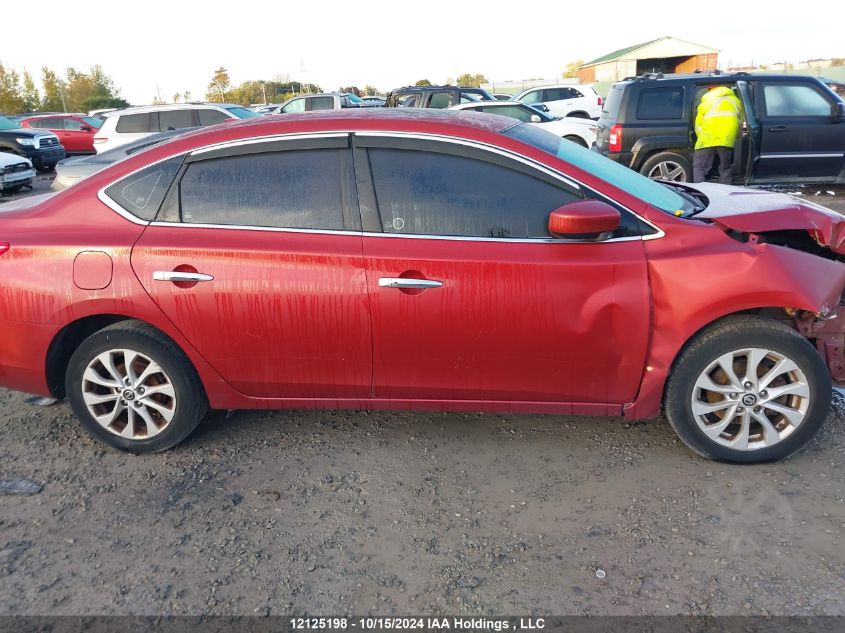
693, 86, 742, 184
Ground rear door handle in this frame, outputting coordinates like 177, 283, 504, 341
768, 125, 789, 132
153, 271, 214, 282
378, 277, 442, 289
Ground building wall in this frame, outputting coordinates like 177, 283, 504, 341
675, 53, 718, 73
578, 66, 595, 83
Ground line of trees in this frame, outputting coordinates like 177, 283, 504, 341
0, 62, 129, 114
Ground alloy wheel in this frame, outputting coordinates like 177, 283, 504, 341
647, 160, 688, 182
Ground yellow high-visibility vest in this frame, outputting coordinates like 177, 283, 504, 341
694, 87, 742, 149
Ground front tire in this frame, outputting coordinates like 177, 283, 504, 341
65, 321, 208, 453
664, 316, 831, 463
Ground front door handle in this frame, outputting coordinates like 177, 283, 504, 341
153, 271, 214, 282
768, 125, 788, 132
378, 277, 443, 289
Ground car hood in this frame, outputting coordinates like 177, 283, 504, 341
689, 183, 845, 255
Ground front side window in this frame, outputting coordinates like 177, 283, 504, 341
282, 98, 305, 113
64, 118, 86, 131
104, 155, 183, 221
520, 90, 542, 104
428, 92, 454, 109
636, 87, 685, 120
179, 149, 344, 230
368, 148, 580, 238
763, 84, 831, 117
198, 109, 230, 126
82, 116, 104, 128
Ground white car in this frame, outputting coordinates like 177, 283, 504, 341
449, 101, 598, 148
0, 152, 35, 194
512, 84, 602, 119
93, 103, 260, 153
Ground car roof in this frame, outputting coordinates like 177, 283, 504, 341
612, 72, 829, 86
23, 113, 86, 119
449, 101, 528, 110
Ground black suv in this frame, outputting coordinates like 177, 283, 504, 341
386, 85, 495, 108
595, 72, 845, 184
0, 115, 66, 172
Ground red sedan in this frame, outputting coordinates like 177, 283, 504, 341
19, 114, 103, 154
1, 110, 843, 462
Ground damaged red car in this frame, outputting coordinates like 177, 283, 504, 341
1, 109, 843, 463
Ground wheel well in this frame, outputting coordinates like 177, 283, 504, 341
45, 315, 144, 398
633, 148, 688, 172
565, 111, 589, 118
563, 135, 588, 148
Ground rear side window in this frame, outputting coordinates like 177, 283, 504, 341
398, 94, 418, 107
197, 109, 230, 125
368, 148, 579, 238
179, 149, 344, 230
116, 113, 152, 133
763, 84, 831, 117
309, 96, 335, 111
428, 92, 455, 109
104, 156, 183, 221
159, 109, 196, 130
636, 87, 684, 120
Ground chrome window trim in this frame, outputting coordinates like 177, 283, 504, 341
759, 153, 843, 159
99, 128, 666, 242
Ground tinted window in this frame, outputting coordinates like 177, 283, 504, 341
116, 113, 152, 133
476, 105, 535, 122
158, 109, 196, 130
197, 109, 230, 125
636, 87, 684, 120
179, 150, 344, 230
520, 90, 543, 104
399, 94, 418, 107
368, 149, 579, 238
309, 96, 335, 111
601, 85, 625, 119
428, 92, 454, 109
104, 156, 183, 221
764, 84, 831, 117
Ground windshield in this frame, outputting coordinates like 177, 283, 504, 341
502, 123, 690, 214
224, 106, 261, 119
82, 116, 104, 128
0, 116, 20, 130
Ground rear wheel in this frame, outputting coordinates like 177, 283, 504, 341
665, 316, 831, 463
65, 321, 207, 453
640, 152, 691, 182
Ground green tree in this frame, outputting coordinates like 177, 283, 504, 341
363, 84, 380, 96
562, 59, 584, 78
21, 70, 40, 111
41, 67, 66, 111
207, 67, 231, 102
414, 79, 432, 86
455, 73, 488, 87
340, 86, 361, 96
0, 61, 25, 113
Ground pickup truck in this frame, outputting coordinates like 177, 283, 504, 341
0, 115, 66, 172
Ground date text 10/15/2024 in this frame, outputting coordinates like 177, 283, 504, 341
290, 618, 547, 631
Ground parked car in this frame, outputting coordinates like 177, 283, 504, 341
493, 93, 513, 101
88, 108, 119, 120
52, 128, 199, 191
0, 116, 66, 172
595, 72, 845, 184
513, 84, 603, 119
0, 152, 35, 193
386, 85, 495, 108
20, 114, 103, 155
94, 103, 260, 153
360, 96, 387, 107
252, 104, 282, 115
2, 110, 844, 462
269, 93, 363, 114
449, 101, 598, 147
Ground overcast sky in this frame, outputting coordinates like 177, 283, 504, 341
2, 0, 839, 105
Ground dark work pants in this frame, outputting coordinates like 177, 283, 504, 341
693, 146, 733, 184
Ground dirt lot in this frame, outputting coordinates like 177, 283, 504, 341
1, 176, 844, 616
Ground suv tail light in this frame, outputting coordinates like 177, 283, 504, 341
0, 242, 9, 256
597, 96, 603, 107
608, 124, 622, 153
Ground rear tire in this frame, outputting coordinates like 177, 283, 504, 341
65, 321, 208, 453
664, 316, 831, 463
640, 152, 692, 182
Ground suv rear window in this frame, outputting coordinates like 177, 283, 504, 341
636, 87, 684, 120
601, 86, 625, 120
116, 113, 152, 133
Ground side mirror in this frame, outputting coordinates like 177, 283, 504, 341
548, 200, 621, 238
530, 114, 541, 123
832, 102, 845, 121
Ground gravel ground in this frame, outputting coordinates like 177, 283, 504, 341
1, 176, 844, 616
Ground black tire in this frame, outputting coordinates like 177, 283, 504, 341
564, 135, 589, 148
639, 151, 692, 182
1, 184, 23, 194
664, 316, 831, 464
65, 321, 208, 453
36, 164, 56, 173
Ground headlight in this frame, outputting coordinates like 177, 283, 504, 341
15, 137, 35, 147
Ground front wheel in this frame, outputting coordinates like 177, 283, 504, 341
664, 316, 831, 463
65, 321, 208, 453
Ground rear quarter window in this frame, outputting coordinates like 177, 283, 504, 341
115, 113, 153, 133
636, 87, 685, 120
103, 156, 183, 221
